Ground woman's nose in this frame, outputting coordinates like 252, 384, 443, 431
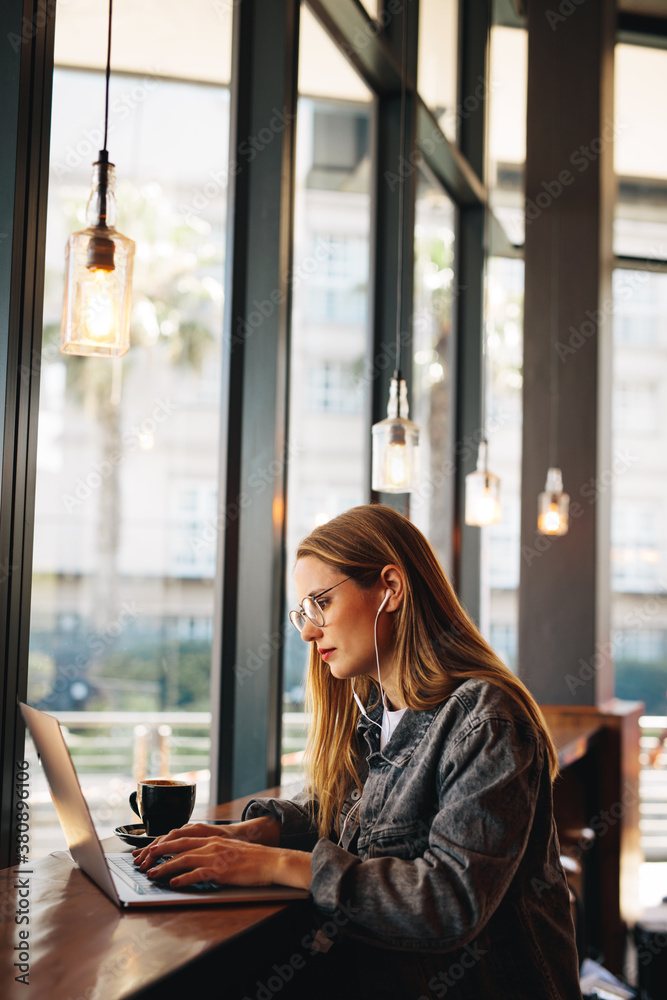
300, 617, 322, 642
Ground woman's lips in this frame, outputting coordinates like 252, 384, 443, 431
318, 647, 335, 662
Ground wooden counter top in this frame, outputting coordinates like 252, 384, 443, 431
547, 718, 603, 768
0, 787, 310, 1000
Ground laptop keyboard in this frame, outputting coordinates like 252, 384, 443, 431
109, 854, 223, 894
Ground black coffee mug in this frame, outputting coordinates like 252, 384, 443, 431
129, 779, 196, 837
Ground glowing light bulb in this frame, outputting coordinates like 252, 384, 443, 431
478, 489, 498, 525
537, 468, 569, 536
137, 429, 154, 450
84, 269, 115, 342
388, 443, 408, 488
465, 442, 501, 525
543, 506, 561, 533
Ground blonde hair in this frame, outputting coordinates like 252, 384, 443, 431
296, 504, 559, 839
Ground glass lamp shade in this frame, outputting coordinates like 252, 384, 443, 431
465, 442, 501, 525
537, 467, 570, 536
371, 377, 420, 493
60, 158, 135, 358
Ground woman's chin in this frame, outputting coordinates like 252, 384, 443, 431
327, 661, 357, 682
328, 662, 370, 684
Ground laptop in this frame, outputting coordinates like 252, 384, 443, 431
20, 702, 310, 908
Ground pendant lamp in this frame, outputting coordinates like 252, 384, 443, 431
464, 263, 501, 525
538, 467, 569, 535
464, 38, 500, 527
537, 141, 569, 536
465, 440, 501, 526
372, 375, 419, 493
60, 0, 134, 358
371, 3, 420, 494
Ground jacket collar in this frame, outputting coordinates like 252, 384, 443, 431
356, 697, 442, 767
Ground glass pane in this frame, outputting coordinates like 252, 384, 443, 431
484, 257, 524, 669
489, 25, 527, 247
411, 169, 457, 572
299, 6, 374, 102
359, 0, 379, 19
611, 269, 667, 716
417, 0, 458, 143
282, 11, 373, 782
27, 5, 231, 858
482, 20, 527, 662
615, 44, 667, 258
54, 0, 232, 84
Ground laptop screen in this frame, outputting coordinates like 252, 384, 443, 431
19, 702, 120, 903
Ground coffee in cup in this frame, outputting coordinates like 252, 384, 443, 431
129, 779, 196, 837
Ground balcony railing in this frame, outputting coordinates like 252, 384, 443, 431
44, 709, 309, 780
640, 715, 667, 861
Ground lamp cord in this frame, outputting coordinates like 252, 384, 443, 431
394, 0, 409, 386
550, 206, 559, 471
480, 19, 493, 469
103, 0, 113, 153
549, 39, 561, 473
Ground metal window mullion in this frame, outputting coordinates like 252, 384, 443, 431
0, 0, 55, 870
369, 1, 419, 514
452, 0, 492, 621
210, 0, 299, 803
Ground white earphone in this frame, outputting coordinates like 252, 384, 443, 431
351, 589, 392, 722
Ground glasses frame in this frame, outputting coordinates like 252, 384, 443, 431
289, 577, 352, 633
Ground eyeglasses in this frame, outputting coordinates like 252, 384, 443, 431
289, 577, 352, 633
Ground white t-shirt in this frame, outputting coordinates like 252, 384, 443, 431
380, 705, 407, 750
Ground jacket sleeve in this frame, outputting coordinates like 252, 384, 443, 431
307, 717, 544, 951
242, 788, 321, 852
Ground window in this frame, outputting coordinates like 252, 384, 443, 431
168, 483, 218, 577
305, 227, 369, 326
26, 3, 231, 856
489, 623, 518, 671
489, 496, 521, 591
612, 503, 662, 593
417, 0, 459, 144
616, 629, 666, 664
314, 233, 367, 279
488, 26, 527, 247
484, 258, 525, 656
480, 17, 527, 654
308, 362, 364, 415
312, 109, 369, 179
613, 383, 659, 435
282, 11, 373, 781
613, 269, 667, 348
611, 46, 667, 725
410, 168, 457, 573
615, 45, 667, 258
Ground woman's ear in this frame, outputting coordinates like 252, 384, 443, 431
379, 564, 404, 612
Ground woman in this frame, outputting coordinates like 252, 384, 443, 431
134, 504, 582, 999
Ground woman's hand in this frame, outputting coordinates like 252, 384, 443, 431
131, 815, 279, 869
137, 835, 311, 889
133, 833, 311, 890
131, 814, 310, 889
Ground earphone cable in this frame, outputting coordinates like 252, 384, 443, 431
337, 796, 362, 848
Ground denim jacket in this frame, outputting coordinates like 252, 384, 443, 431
243, 678, 583, 1000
